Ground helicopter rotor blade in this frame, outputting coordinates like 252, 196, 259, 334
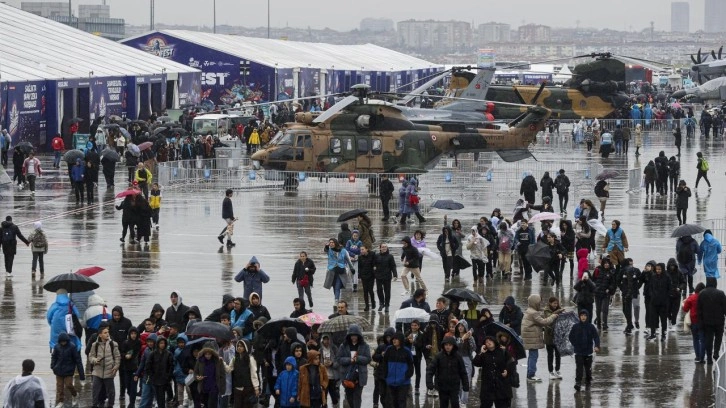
512, 87, 527, 105
530, 82, 547, 104
394, 68, 452, 92
698, 48, 703, 64
312, 95, 358, 123
397, 70, 452, 106
691, 54, 699, 65
719, 46, 723, 60
713, 50, 718, 60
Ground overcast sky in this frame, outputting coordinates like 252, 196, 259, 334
9, 0, 706, 32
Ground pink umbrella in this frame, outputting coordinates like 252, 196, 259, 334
115, 189, 140, 199
138, 141, 153, 151
299, 312, 328, 327
75, 266, 105, 277
528, 212, 561, 223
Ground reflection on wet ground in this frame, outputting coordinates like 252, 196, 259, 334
0, 131, 723, 407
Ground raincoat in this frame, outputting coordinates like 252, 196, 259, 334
2, 374, 49, 408
234, 256, 271, 300
466, 227, 489, 261
698, 233, 722, 279
81, 294, 110, 332
46, 292, 82, 352
398, 181, 409, 215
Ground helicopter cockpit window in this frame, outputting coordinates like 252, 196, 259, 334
395, 140, 404, 151
345, 138, 353, 152
330, 138, 341, 154
357, 139, 368, 154
372, 139, 382, 155
303, 135, 312, 148
274, 132, 294, 146
296, 135, 305, 148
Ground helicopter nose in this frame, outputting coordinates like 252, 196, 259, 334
250, 150, 266, 164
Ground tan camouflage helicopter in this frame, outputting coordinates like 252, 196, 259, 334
250, 84, 551, 174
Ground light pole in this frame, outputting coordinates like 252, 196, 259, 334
267, 0, 270, 39
213, 0, 216, 34
150, 0, 155, 31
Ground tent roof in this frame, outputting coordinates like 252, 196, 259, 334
124, 30, 441, 72
0, 3, 198, 83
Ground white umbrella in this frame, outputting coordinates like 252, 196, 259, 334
588, 219, 607, 236
394, 307, 431, 324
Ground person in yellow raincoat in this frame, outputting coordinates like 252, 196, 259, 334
249, 128, 261, 152
149, 182, 162, 230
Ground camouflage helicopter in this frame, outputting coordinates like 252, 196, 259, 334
250, 84, 551, 174
480, 53, 670, 120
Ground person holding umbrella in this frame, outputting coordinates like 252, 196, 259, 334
101, 149, 119, 188
676, 232, 699, 295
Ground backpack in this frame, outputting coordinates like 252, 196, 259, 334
52, 138, 63, 150
498, 234, 511, 253
409, 194, 420, 206
555, 176, 568, 194
32, 230, 47, 249
677, 243, 695, 265
700, 159, 710, 172
509, 362, 520, 388
1, 227, 15, 244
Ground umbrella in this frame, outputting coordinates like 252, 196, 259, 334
526, 241, 552, 272
185, 321, 233, 341
587, 219, 607, 236
138, 141, 153, 151
119, 127, 131, 140
394, 307, 431, 324
336, 209, 368, 222
71, 117, 83, 124
528, 212, 561, 223
109, 115, 122, 122
443, 288, 487, 304
671, 102, 682, 110
115, 189, 141, 199
553, 311, 579, 357
256, 317, 310, 339
158, 115, 173, 122
16, 141, 33, 154
153, 127, 169, 136
319, 315, 372, 333
63, 149, 85, 164
431, 200, 464, 210
101, 148, 120, 162
482, 321, 526, 360
453, 254, 471, 270
103, 124, 120, 129
299, 312, 328, 327
75, 266, 104, 277
596, 170, 620, 181
43, 273, 99, 293
127, 143, 141, 156
671, 223, 706, 238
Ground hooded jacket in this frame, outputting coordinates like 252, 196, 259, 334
436, 226, 460, 258
454, 320, 476, 359
698, 233, 722, 279
248, 292, 271, 321
425, 337, 469, 392
400, 236, 420, 269
644, 161, 657, 182
298, 350, 328, 406
666, 258, 686, 297
82, 294, 110, 331
522, 294, 558, 350
374, 247, 397, 280
697, 285, 726, 326
382, 333, 414, 387
676, 235, 699, 276
472, 341, 514, 401
498, 296, 523, 335
230, 339, 260, 390
137, 303, 166, 333
592, 260, 616, 297
568, 310, 600, 355
230, 300, 254, 340
120, 328, 141, 372
166, 291, 190, 329
520, 175, 538, 198
194, 346, 227, 395
337, 325, 371, 387
0, 220, 29, 254
649, 268, 673, 307
574, 274, 597, 305
577, 248, 590, 280
234, 256, 271, 300
616, 264, 642, 298
46, 292, 82, 352
276, 327, 299, 373
290, 298, 311, 318
205, 295, 234, 322
172, 334, 189, 383
109, 305, 133, 345
337, 223, 352, 247
274, 356, 299, 407
148, 338, 174, 386
51, 332, 86, 379
466, 227, 489, 260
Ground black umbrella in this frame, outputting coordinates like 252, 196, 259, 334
15, 141, 33, 154
443, 287, 487, 304
526, 241, 552, 272
337, 209, 368, 222
596, 170, 620, 181
104, 124, 120, 129
453, 254, 471, 270
43, 273, 99, 293
153, 127, 169, 136
671, 223, 706, 238
256, 317, 310, 339
185, 321, 233, 341
482, 321, 526, 360
101, 148, 120, 162
63, 149, 85, 164
71, 117, 84, 124
431, 200, 464, 210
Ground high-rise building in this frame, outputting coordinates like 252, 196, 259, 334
518, 24, 551, 43
478, 22, 511, 43
397, 20, 472, 50
705, 0, 726, 33
671, 2, 689, 32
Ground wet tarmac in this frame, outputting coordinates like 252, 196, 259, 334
0, 130, 724, 407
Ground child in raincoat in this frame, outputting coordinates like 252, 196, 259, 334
275, 356, 299, 407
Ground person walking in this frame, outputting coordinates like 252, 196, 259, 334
544, 297, 565, 380
298, 350, 328, 408
643, 161, 656, 196
1, 216, 29, 277
27, 221, 47, 279
697, 278, 726, 364
515, 220, 535, 280
436, 226, 459, 281
374, 243, 397, 312
382, 333, 414, 408
71, 158, 85, 204
603, 220, 628, 271
647, 263, 672, 341
467, 226, 489, 283
594, 179, 609, 218
400, 236, 426, 295
540, 171, 554, 202
149, 183, 162, 231
473, 335, 515, 408
425, 337, 469, 408
0, 129, 11, 167
677, 234, 699, 295
683, 282, 706, 363
574, 272, 596, 323
554, 169, 570, 215
520, 173, 538, 205
217, 189, 238, 247
698, 230, 723, 286
668, 156, 680, 192
522, 294, 561, 382
499, 296, 523, 335
22, 151, 42, 196
675, 180, 691, 225
100, 151, 118, 188
89, 325, 121, 408
323, 238, 354, 304
51, 332, 85, 408
694, 152, 711, 190
337, 325, 371, 408
84, 157, 98, 204
134, 163, 152, 200
292, 252, 316, 308
616, 259, 641, 336
2, 360, 49, 408
569, 310, 600, 392
379, 174, 394, 222
634, 123, 643, 156
357, 246, 376, 311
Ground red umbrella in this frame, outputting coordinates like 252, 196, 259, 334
75, 266, 105, 277
115, 189, 140, 199
138, 141, 153, 151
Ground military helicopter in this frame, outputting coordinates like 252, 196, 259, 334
250, 84, 551, 174
482, 53, 670, 120
690, 47, 726, 84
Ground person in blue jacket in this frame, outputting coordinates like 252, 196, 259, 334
46, 288, 82, 353
568, 310, 600, 392
383, 332, 414, 408
698, 229, 723, 284
274, 356, 299, 407
51, 332, 85, 408
234, 256, 270, 301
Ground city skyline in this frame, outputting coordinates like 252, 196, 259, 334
7, 0, 710, 32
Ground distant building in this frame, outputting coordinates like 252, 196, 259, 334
397, 19, 472, 50
705, 0, 726, 33
518, 24, 551, 43
478, 22, 511, 43
360, 18, 394, 32
671, 2, 689, 33
20, 2, 124, 40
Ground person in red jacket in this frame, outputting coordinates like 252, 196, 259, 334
576, 248, 590, 281
683, 282, 706, 363
51, 134, 65, 168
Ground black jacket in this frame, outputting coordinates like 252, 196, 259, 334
648, 272, 672, 306
166, 299, 190, 329
520, 175, 538, 197
357, 252, 376, 280
119, 333, 141, 372
676, 186, 691, 209
148, 348, 174, 386
109, 306, 134, 345
400, 237, 420, 269
697, 287, 726, 326
540, 175, 554, 199
380, 178, 394, 200
0, 221, 29, 254
51, 333, 86, 379
292, 258, 316, 285
666, 258, 686, 298
436, 227, 459, 258
205, 295, 234, 322
593, 265, 616, 297
400, 298, 431, 312
472, 346, 513, 401
554, 174, 570, 195
426, 338, 469, 392
498, 297, 523, 335
375, 250, 397, 280
616, 265, 642, 298
574, 278, 596, 305
222, 196, 234, 219
594, 180, 609, 198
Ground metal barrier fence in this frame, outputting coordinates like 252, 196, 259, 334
716, 344, 726, 407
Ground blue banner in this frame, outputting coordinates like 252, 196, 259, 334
5, 81, 47, 146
